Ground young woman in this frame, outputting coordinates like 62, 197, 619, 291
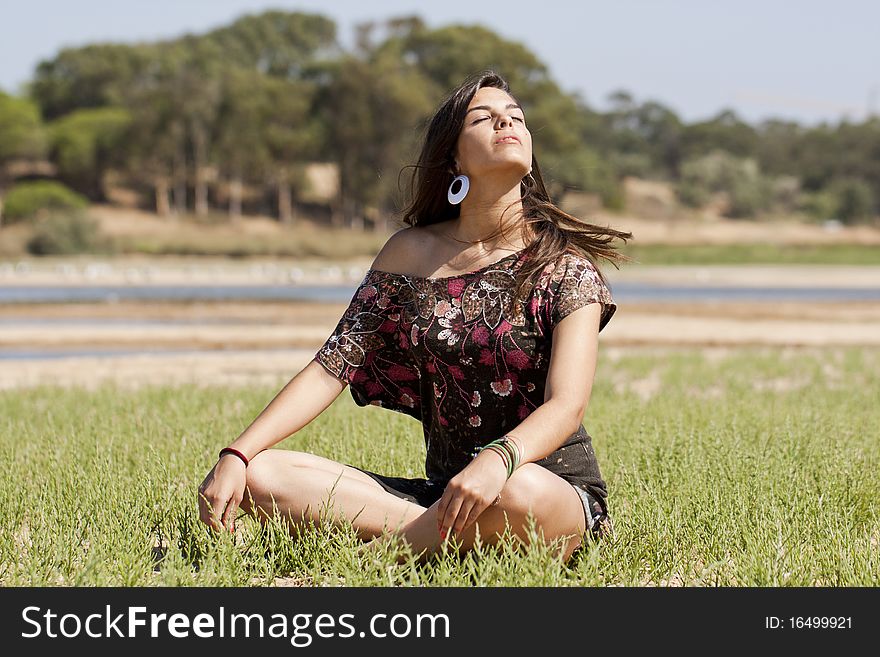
198, 70, 632, 563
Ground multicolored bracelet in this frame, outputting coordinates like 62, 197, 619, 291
472, 434, 523, 479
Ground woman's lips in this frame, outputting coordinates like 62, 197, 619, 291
494, 136, 521, 144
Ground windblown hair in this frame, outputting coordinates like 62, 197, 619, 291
399, 69, 634, 300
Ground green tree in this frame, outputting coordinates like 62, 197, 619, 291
30, 44, 151, 120
3, 180, 87, 223
370, 19, 619, 208
209, 11, 340, 223
173, 37, 223, 217
27, 212, 108, 255
603, 92, 684, 179
754, 119, 805, 178
120, 48, 185, 217
47, 107, 131, 200
315, 28, 435, 230
676, 150, 772, 218
0, 92, 48, 226
262, 76, 323, 225
213, 68, 272, 221
680, 109, 759, 161
315, 56, 387, 229
393, 21, 547, 96
206, 10, 337, 78
828, 177, 876, 224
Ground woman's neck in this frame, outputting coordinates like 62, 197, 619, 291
452, 179, 525, 250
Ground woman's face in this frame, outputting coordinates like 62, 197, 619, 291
454, 86, 533, 181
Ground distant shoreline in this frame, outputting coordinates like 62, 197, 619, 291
1, 257, 879, 289
2, 294, 878, 390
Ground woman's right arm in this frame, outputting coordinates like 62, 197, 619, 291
199, 228, 413, 532
223, 358, 347, 459
197, 358, 347, 532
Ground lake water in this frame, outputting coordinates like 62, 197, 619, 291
0, 346, 302, 360
2, 282, 879, 304
3, 282, 877, 361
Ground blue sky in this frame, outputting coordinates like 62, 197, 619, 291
2, 0, 877, 126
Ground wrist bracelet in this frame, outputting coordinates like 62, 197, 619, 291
218, 447, 249, 467
472, 434, 522, 479
484, 445, 512, 478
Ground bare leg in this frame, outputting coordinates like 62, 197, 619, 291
394, 464, 587, 563
240, 450, 427, 540
240, 451, 586, 563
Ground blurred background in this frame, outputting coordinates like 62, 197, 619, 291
1, 0, 878, 390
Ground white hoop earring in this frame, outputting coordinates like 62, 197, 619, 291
447, 174, 469, 205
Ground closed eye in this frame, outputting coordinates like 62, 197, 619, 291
472, 116, 526, 124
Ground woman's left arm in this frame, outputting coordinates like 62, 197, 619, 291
437, 302, 602, 539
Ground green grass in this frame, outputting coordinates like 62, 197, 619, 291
113, 225, 389, 259
1, 346, 878, 586
619, 243, 880, 265
117, 239, 880, 265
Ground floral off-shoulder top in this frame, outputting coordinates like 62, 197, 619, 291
312, 247, 616, 509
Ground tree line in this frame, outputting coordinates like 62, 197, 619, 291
1, 10, 878, 230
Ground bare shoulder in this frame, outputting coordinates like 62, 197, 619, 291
370, 226, 435, 273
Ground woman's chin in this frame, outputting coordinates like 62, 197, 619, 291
480, 161, 531, 181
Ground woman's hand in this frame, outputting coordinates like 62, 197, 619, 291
198, 454, 247, 533
437, 450, 509, 541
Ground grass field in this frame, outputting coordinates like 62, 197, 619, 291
114, 240, 880, 265
69, 238, 880, 266
619, 243, 880, 265
4, 203, 880, 265
1, 346, 877, 586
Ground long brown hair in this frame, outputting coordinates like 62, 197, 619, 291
399, 70, 634, 300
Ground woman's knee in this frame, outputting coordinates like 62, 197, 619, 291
244, 450, 273, 494
497, 464, 547, 519
245, 450, 315, 497
243, 449, 295, 511
243, 450, 357, 512
242, 451, 321, 522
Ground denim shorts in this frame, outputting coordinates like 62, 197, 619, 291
345, 464, 612, 542
571, 484, 614, 541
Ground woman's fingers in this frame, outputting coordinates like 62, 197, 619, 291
221, 496, 238, 533
441, 494, 489, 540
437, 493, 464, 540
461, 497, 493, 537
197, 490, 214, 529
198, 460, 247, 534
436, 492, 449, 536
198, 489, 225, 532
452, 498, 479, 538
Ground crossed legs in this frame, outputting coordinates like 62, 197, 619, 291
239, 449, 586, 562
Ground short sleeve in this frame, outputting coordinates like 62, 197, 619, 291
313, 271, 422, 420
548, 252, 617, 333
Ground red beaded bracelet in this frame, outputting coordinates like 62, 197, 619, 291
218, 447, 249, 467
